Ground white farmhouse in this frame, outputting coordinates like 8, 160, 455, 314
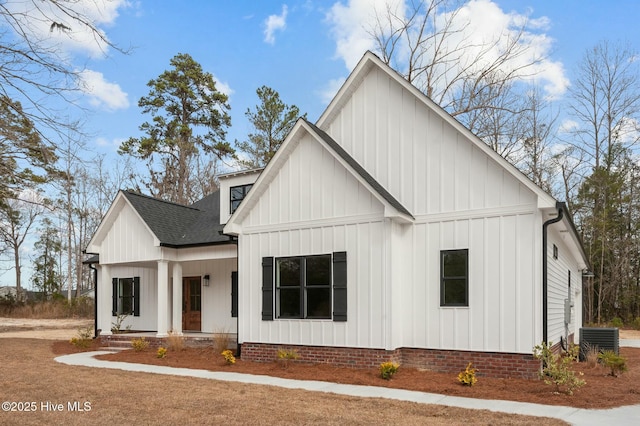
87, 52, 589, 378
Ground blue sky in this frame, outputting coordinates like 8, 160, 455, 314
41, 0, 639, 167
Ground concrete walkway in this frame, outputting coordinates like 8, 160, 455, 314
55, 350, 640, 426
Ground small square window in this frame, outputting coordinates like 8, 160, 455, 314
440, 249, 469, 307
230, 184, 253, 214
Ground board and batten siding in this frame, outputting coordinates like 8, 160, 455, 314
396, 212, 540, 354
237, 132, 389, 348
238, 222, 385, 348
100, 265, 158, 331
98, 203, 161, 264
244, 133, 384, 228
324, 66, 537, 216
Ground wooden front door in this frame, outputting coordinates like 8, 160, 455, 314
182, 277, 201, 331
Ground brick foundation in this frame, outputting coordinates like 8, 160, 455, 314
240, 343, 541, 379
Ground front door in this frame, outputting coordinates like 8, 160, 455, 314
182, 277, 201, 331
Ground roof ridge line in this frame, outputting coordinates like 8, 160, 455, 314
122, 190, 201, 211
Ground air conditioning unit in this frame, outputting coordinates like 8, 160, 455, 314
579, 327, 619, 361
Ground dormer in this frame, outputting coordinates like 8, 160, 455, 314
218, 168, 262, 224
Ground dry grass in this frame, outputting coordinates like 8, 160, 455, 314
0, 299, 93, 319
0, 339, 566, 426
166, 331, 185, 351
582, 342, 601, 368
213, 329, 232, 354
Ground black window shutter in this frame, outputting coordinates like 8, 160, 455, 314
231, 271, 238, 318
112, 278, 118, 316
332, 252, 347, 321
262, 257, 274, 320
133, 277, 140, 317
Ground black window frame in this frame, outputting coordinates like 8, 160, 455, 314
275, 254, 332, 319
262, 252, 347, 322
112, 277, 140, 316
230, 184, 253, 214
440, 249, 469, 307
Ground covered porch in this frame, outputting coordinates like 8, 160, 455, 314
96, 244, 238, 339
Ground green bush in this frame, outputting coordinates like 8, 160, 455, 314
598, 350, 627, 377
69, 326, 93, 349
610, 317, 624, 328
533, 341, 585, 395
632, 317, 640, 330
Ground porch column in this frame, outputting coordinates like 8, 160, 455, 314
98, 264, 112, 336
172, 262, 183, 335
157, 260, 169, 337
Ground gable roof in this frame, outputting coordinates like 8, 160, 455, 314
121, 190, 231, 248
87, 190, 232, 252
304, 119, 412, 218
224, 118, 414, 235
316, 51, 559, 210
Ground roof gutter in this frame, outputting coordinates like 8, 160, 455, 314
82, 250, 100, 339
88, 263, 98, 338
542, 202, 564, 344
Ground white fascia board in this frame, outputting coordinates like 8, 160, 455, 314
85, 191, 126, 252
223, 119, 308, 234
86, 191, 161, 252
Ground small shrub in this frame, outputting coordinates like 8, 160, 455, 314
632, 317, 640, 330
598, 350, 627, 377
457, 362, 478, 386
533, 341, 585, 395
69, 326, 93, 349
277, 348, 299, 369
111, 313, 131, 334
221, 349, 236, 365
131, 337, 149, 352
157, 347, 167, 359
610, 317, 624, 328
167, 331, 185, 351
379, 361, 400, 380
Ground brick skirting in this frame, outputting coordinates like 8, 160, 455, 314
240, 343, 541, 379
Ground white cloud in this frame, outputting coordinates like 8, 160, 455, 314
326, 0, 568, 98
559, 119, 579, 134
2, 0, 130, 59
79, 69, 129, 111
264, 5, 288, 44
326, 0, 400, 70
319, 77, 346, 105
213, 75, 234, 98
95, 136, 123, 148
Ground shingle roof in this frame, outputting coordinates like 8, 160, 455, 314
304, 119, 413, 219
121, 190, 231, 247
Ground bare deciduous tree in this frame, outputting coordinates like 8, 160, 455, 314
0, 1, 127, 138
368, 0, 544, 120
0, 195, 45, 296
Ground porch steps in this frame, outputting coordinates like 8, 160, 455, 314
98, 333, 237, 350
